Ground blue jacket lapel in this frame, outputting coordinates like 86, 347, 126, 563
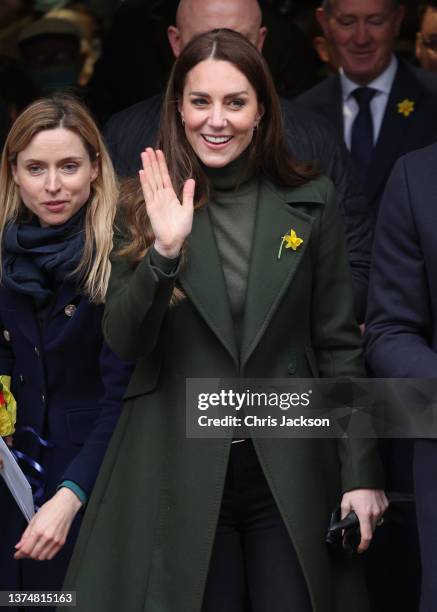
1, 287, 39, 345
366, 61, 427, 206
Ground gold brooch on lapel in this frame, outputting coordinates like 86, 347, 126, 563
277, 229, 303, 259
397, 99, 415, 117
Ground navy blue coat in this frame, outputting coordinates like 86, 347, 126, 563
295, 59, 437, 222
364, 143, 437, 612
364, 142, 437, 376
0, 279, 132, 599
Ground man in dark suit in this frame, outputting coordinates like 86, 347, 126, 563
104, 0, 373, 324
297, 3, 435, 610
365, 143, 437, 612
296, 0, 437, 223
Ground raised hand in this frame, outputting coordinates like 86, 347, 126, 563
140, 148, 195, 259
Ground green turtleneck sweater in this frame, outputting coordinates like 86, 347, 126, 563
205, 156, 260, 351
150, 155, 260, 353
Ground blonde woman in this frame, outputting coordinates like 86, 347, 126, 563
0, 95, 130, 606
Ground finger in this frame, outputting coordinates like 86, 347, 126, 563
340, 502, 351, 521
357, 515, 373, 553
142, 148, 159, 192
46, 541, 63, 561
16, 521, 33, 547
182, 178, 195, 210
139, 169, 154, 207
14, 533, 40, 559
35, 536, 64, 561
140, 151, 156, 197
25, 530, 56, 560
156, 150, 173, 190
149, 149, 164, 190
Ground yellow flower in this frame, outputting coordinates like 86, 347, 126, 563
277, 229, 304, 259
397, 99, 415, 117
0, 375, 16, 437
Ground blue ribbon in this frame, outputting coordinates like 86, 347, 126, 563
15, 425, 55, 448
12, 426, 55, 510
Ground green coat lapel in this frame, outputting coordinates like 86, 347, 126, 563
179, 177, 327, 369
179, 203, 239, 365
240, 179, 325, 368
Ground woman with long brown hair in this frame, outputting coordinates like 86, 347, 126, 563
0, 94, 129, 608
65, 30, 386, 612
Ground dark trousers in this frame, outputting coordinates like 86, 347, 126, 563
414, 439, 437, 612
364, 439, 421, 612
201, 440, 312, 612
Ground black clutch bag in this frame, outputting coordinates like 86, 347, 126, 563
325, 492, 414, 561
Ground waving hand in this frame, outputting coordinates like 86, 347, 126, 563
140, 148, 195, 259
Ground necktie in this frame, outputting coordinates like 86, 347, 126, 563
350, 87, 376, 183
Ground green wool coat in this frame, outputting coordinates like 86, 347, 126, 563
63, 175, 383, 612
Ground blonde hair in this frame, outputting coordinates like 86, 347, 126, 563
0, 94, 118, 303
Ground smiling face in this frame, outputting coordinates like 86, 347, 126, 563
12, 127, 98, 227
179, 58, 263, 168
317, 0, 404, 85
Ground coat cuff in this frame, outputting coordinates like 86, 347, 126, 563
149, 245, 180, 275
57, 480, 88, 505
339, 438, 385, 493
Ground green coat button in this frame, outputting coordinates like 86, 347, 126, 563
287, 362, 296, 375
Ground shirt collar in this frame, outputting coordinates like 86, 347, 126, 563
340, 54, 398, 101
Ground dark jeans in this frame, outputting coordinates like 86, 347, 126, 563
201, 440, 312, 612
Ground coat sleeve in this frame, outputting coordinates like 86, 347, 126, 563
311, 178, 384, 492
364, 156, 437, 377
102, 237, 181, 361
60, 341, 134, 496
317, 133, 372, 325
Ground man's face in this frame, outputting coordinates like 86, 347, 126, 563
317, 0, 404, 85
416, 7, 437, 72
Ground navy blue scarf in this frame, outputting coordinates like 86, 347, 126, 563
2, 208, 86, 302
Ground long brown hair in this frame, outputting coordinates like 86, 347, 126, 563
0, 94, 118, 303
120, 28, 317, 264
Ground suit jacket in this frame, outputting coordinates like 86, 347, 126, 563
295, 59, 437, 221
0, 281, 132, 593
364, 142, 437, 376
64, 175, 383, 612
103, 95, 372, 323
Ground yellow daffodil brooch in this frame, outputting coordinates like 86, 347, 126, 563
397, 99, 415, 117
0, 375, 17, 437
277, 228, 303, 259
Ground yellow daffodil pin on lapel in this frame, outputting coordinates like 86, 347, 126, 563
397, 99, 415, 117
277, 228, 303, 259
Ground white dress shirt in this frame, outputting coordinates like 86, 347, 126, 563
340, 54, 398, 150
